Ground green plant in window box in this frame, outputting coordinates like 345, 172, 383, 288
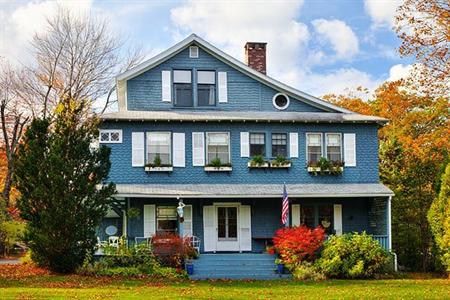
270, 155, 291, 168
249, 155, 269, 167
153, 155, 162, 167
206, 157, 232, 168
307, 157, 343, 175
145, 155, 173, 170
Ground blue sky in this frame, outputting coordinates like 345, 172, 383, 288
0, 0, 412, 97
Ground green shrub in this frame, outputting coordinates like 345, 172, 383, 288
292, 262, 326, 281
316, 232, 390, 278
77, 244, 186, 279
0, 220, 25, 256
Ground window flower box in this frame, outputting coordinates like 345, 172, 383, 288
271, 162, 292, 169
247, 161, 269, 168
145, 165, 173, 172
204, 166, 233, 172
307, 166, 343, 173
307, 158, 344, 175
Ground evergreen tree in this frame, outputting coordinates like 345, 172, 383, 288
14, 99, 115, 273
428, 163, 450, 273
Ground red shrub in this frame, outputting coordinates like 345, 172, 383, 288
151, 233, 195, 268
272, 226, 325, 266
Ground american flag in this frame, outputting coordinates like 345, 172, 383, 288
281, 184, 289, 226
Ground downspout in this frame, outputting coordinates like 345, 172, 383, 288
387, 195, 398, 271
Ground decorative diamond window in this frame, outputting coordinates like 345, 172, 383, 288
99, 130, 122, 143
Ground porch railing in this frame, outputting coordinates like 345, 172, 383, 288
372, 235, 389, 250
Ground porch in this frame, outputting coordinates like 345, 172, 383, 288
97, 183, 394, 252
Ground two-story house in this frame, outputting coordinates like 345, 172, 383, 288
98, 34, 393, 279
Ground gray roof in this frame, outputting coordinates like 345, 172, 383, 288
113, 183, 394, 198
101, 110, 388, 124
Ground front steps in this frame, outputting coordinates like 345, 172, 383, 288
189, 253, 291, 280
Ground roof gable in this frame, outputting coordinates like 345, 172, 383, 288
117, 34, 352, 114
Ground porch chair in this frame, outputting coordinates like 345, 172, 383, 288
188, 236, 201, 253
108, 236, 119, 248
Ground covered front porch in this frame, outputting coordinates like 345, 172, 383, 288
97, 183, 394, 252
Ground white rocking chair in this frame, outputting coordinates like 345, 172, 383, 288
108, 236, 119, 248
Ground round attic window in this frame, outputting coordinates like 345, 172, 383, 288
272, 93, 290, 110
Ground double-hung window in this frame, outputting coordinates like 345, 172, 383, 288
307, 133, 322, 163
206, 132, 230, 164
326, 133, 342, 162
173, 70, 192, 107
250, 133, 265, 156
157, 206, 177, 233
197, 71, 216, 106
147, 132, 171, 165
271, 133, 287, 157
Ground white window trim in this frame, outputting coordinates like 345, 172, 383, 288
325, 133, 343, 161
305, 132, 323, 163
146, 131, 172, 165
271, 132, 287, 157
249, 132, 266, 157
272, 93, 290, 110
99, 129, 123, 144
189, 46, 199, 58
205, 132, 231, 164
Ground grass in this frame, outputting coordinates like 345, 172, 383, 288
0, 266, 448, 299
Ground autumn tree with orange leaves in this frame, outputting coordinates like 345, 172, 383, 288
395, 0, 449, 97
325, 80, 449, 271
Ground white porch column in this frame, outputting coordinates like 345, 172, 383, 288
387, 196, 392, 251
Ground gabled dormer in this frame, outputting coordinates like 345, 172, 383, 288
115, 34, 352, 114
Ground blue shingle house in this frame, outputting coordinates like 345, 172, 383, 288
98, 34, 394, 279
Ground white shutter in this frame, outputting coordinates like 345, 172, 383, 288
203, 206, 215, 252
240, 132, 249, 157
291, 204, 301, 226
143, 205, 156, 237
162, 70, 171, 102
344, 133, 356, 167
183, 205, 193, 237
173, 133, 185, 167
192, 132, 205, 166
333, 204, 343, 236
239, 205, 252, 251
289, 132, 299, 158
218, 72, 228, 103
132, 132, 145, 167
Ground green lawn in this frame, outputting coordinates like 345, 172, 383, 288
0, 274, 449, 300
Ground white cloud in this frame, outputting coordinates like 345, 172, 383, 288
0, 0, 93, 64
312, 19, 359, 59
170, 0, 309, 76
301, 68, 380, 97
364, 0, 403, 28
387, 63, 413, 81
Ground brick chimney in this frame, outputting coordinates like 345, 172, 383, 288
244, 42, 267, 74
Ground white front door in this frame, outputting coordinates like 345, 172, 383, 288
216, 205, 240, 251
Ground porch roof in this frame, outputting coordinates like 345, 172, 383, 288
113, 183, 394, 198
